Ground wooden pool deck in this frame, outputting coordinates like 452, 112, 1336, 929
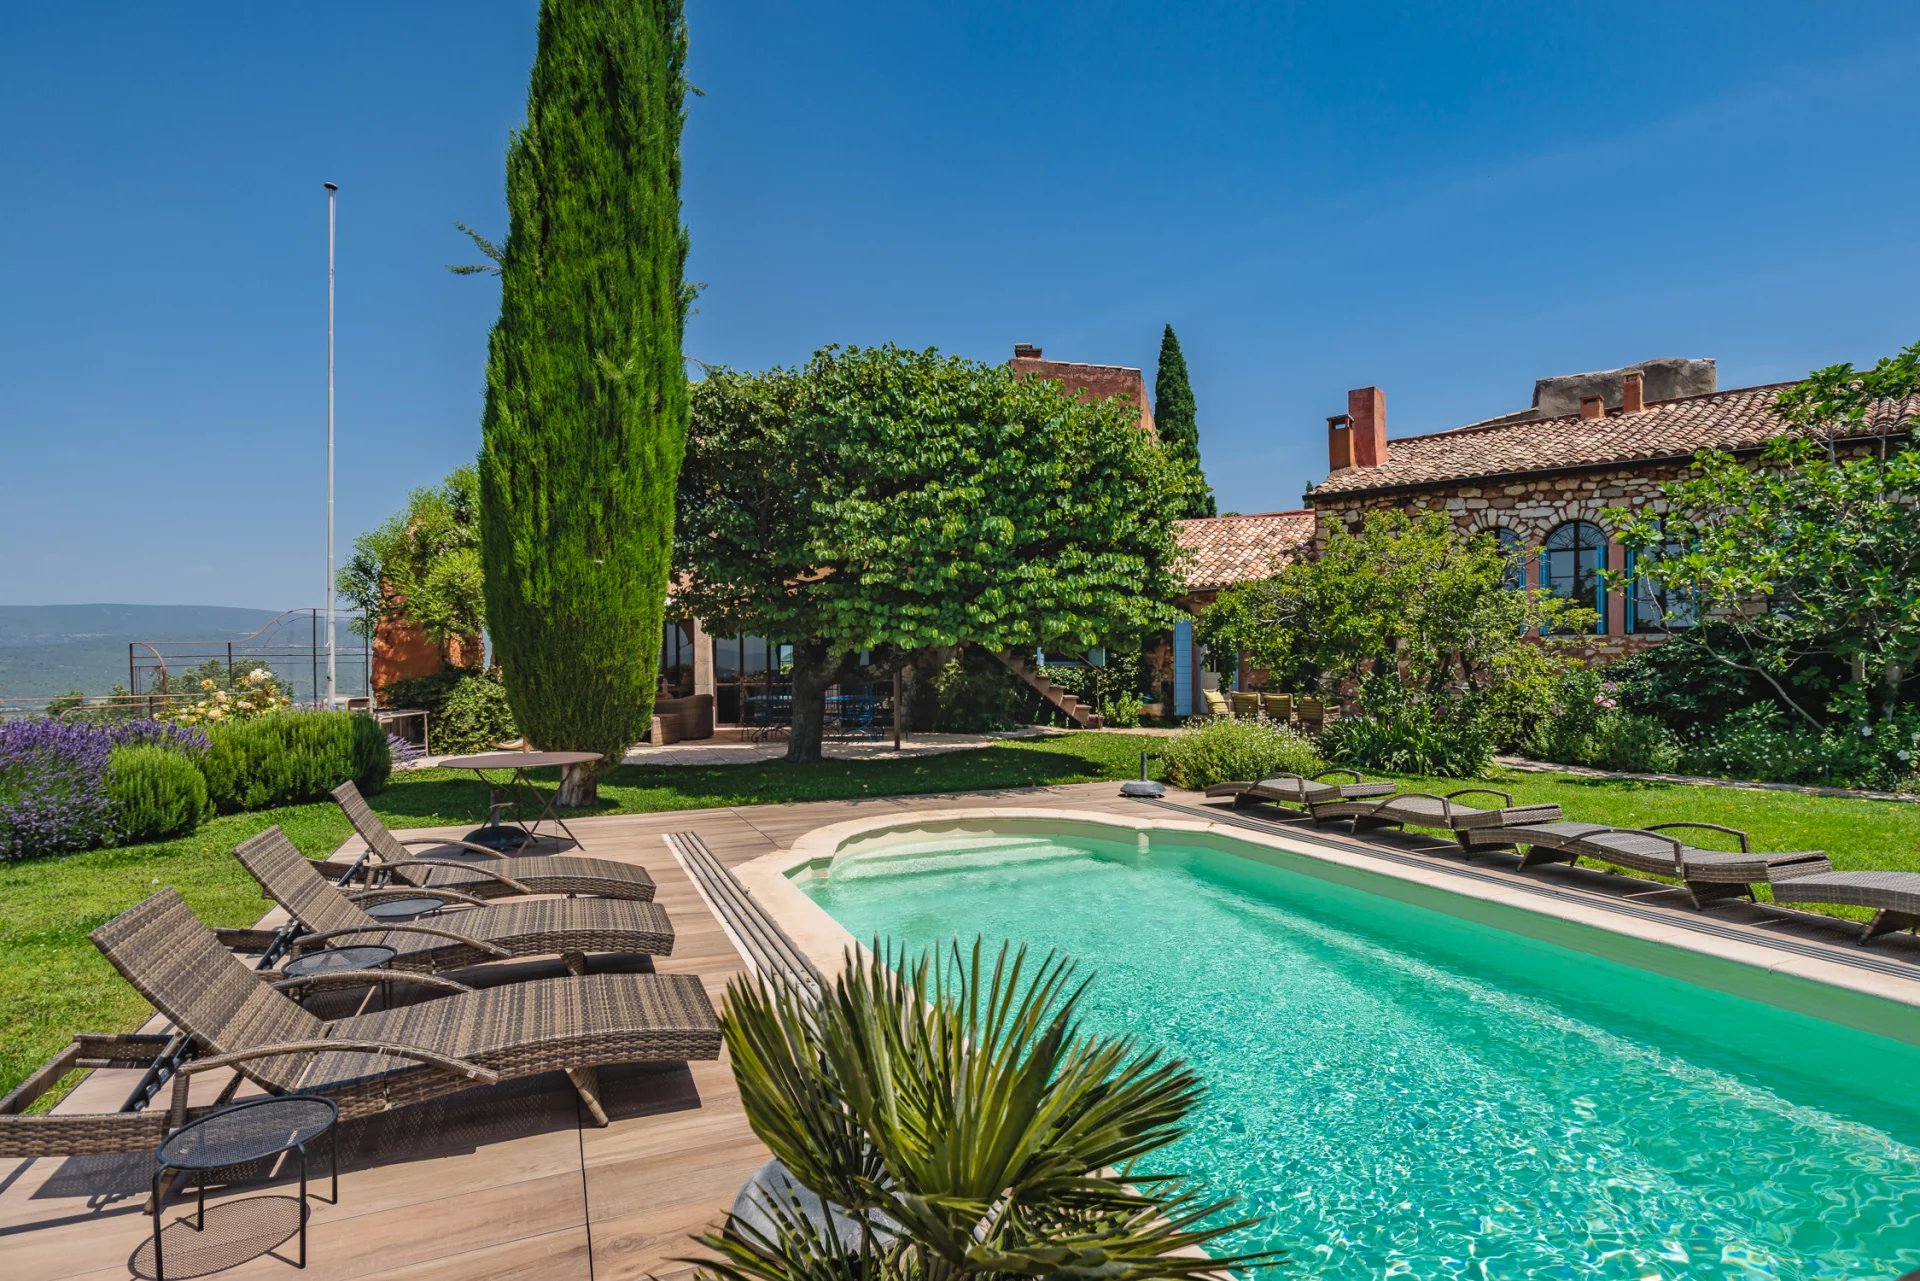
6, 780, 1917, 1280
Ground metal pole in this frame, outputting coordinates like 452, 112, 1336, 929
324, 182, 338, 708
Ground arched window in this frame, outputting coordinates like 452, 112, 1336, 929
1544, 520, 1607, 633
1489, 526, 1526, 590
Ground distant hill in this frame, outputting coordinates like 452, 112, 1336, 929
0, 604, 338, 702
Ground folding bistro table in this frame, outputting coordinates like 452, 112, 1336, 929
439, 749, 601, 853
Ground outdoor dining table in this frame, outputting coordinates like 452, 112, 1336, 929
438, 749, 601, 853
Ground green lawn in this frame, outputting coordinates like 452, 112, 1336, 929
4, 734, 1917, 1101
0, 732, 1151, 1097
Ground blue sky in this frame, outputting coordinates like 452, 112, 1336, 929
3, 1, 1918, 609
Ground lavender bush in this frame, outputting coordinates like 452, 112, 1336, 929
0, 719, 207, 861
386, 731, 425, 770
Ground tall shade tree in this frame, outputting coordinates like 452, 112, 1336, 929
677, 345, 1184, 762
479, 0, 691, 805
1153, 325, 1214, 518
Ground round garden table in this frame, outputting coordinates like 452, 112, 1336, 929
439, 750, 601, 853
150, 1095, 337, 1279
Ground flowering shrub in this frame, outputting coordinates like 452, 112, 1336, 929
1682, 704, 1920, 790
1527, 668, 1682, 773
0, 719, 207, 861
163, 667, 294, 728
386, 732, 426, 770
1159, 715, 1324, 789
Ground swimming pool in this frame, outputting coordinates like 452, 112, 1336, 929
795, 821, 1920, 1280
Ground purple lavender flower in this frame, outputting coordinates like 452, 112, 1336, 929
0, 719, 207, 860
386, 732, 425, 769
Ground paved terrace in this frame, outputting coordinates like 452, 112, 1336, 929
6, 782, 1918, 1281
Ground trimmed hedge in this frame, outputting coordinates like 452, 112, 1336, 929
106, 743, 211, 843
201, 711, 390, 813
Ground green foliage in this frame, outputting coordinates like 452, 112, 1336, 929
43, 691, 86, 717
690, 940, 1273, 1279
1157, 715, 1323, 789
479, 0, 690, 797
1153, 324, 1214, 519
106, 744, 210, 843
1529, 669, 1683, 773
1320, 679, 1497, 778
1099, 689, 1146, 728
382, 666, 517, 754
679, 345, 1185, 760
1679, 703, 1920, 790
435, 671, 520, 755
338, 467, 485, 650
1199, 510, 1587, 696
1606, 628, 1773, 741
200, 711, 391, 813
912, 652, 1032, 733
1611, 341, 1920, 733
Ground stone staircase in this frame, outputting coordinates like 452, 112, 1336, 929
992, 650, 1104, 729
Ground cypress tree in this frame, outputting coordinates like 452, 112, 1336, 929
1154, 324, 1215, 518
479, 0, 689, 805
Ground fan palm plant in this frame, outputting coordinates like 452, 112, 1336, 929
687, 939, 1277, 1280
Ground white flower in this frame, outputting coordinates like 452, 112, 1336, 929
1900, 750, 1913, 762
1861, 725, 1874, 738
248, 668, 271, 683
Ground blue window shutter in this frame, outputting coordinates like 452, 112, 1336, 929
1173, 620, 1194, 716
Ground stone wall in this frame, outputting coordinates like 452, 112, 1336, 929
1311, 459, 1695, 650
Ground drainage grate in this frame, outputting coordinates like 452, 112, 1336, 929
667, 831, 824, 997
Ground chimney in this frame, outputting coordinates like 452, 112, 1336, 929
1012, 343, 1042, 360
1327, 414, 1354, 470
1348, 386, 1386, 467
1621, 369, 1645, 414
1579, 394, 1605, 420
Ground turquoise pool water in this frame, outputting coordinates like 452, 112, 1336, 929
802, 829, 1920, 1279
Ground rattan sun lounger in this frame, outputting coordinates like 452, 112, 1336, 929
1314, 787, 1562, 836
1460, 820, 1832, 908
97, 888, 716, 1129
1767, 870, 1920, 943
330, 781, 656, 902
1204, 769, 1396, 815
234, 827, 674, 976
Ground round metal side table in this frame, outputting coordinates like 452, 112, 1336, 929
151, 1095, 337, 1279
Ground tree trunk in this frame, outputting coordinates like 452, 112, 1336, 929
557, 759, 600, 808
786, 640, 857, 764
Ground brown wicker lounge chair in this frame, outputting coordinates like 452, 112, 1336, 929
1229, 691, 1262, 719
234, 827, 674, 976
1460, 820, 1832, 908
1261, 692, 1294, 722
1204, 769, 1396, 816
1767, 870, 1920, 943
1315, 788, 1562, 836
330, 781, 656, 902
96, 888, 717, 1129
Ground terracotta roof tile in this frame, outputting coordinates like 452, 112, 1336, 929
1307, 382, 1920, 499
1009, 356, 1156, 434
1174, 510, 1316, 590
